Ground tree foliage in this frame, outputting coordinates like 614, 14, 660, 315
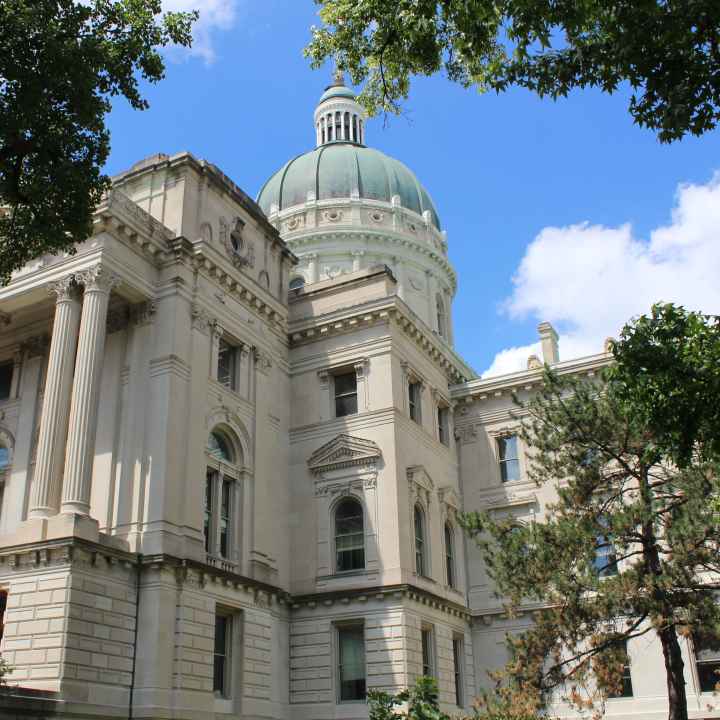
368, 677, 451, 720
0, 0, 197, 283
306, 1, 720, 143
460, 304, 720, 720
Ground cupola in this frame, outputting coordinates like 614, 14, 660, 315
313, 71, 367, 147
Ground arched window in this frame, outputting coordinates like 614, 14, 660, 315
444, 522, 455, 588
289, 276, 306, 290
414, 504, 427, 576
335, 498, 365, 572
205, 430, 241, 567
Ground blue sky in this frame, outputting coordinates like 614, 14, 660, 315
106, 0, 720, 376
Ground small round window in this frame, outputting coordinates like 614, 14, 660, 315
289, 276, 306, 290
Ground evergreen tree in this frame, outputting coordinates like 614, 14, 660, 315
461, 304, 720, 720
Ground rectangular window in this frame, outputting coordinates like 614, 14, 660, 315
338, 624, 366, 702
217, 339, 238, 391
438, 406, 450, 446
0, 363, 12, 401
421, 626, 435, 677
0, 590, 7, 643
607, 641, 633, 698
453, 636, 464, 706
204, 471, 213, 553
213, 613, 231, 697
594, 517, 618, 577
409, 381, 422, 424
695, 633, 720, 692
498, 435, 520, 483
219, 478, 232, 559
334, 371, 358, 418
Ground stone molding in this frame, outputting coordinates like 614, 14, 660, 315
307, 433, 382, 476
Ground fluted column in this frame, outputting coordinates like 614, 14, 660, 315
29, 277, 82, 519
61, 266, 120, 516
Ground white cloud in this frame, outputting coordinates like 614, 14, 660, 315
483, 172, 720, 377
163, 0, 238, 63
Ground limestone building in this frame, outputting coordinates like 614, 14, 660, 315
0, 76, 717, 720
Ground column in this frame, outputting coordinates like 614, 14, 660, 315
307, 252, 319, 283
28, 277, 82, 519
61, 265, 119, 515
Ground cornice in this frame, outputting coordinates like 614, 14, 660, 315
290, 582, 471, 620
287, 228, 456, 289
451, 352, 611, 401
288, 294, 474, 384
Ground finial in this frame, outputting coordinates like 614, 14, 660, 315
333, 66, 345, 87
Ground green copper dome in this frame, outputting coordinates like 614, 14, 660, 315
319, 85, 357, 103
257, 143, 441, 230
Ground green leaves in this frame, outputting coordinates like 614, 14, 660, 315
307, 0, 720, 141
459, 310, 720, 717
367, 677, 451, 720
0, 0, 197, 283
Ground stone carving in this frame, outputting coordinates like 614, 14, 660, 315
191, 303, 214, 335
106, 305, 130, 334
47, 274, 81, 302
22, 335, 49, 358
369, 210, 384, 224
285, 215, 304, 232
322, 209, 343, 223
455, 423, 478, 443
527, 354, 542, 370
131, 301, 157, 327
220, 216, 255, 269
77, 265, 121, 294
200, 222, 213, 243
253, 348, 272, 375
308, 434, 382, 476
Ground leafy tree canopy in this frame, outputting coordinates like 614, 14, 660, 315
460, 304, 720, 720
306, 1, 720, 143
0, 0, 197, 283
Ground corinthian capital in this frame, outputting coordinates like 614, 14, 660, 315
47, 275, 81, 302
77, 265, 121, 294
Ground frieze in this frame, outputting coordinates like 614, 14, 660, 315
308, 434, 382, 476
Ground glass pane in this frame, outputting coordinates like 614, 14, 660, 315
217, 340, 236, 390
422, 629, 433, 676
594, 535, 618, 577
339, 626, 366, 701
208, 432, 233, 462
335, 394, 358, 418
500, 458, 520, 483
0, 363, 12, 400
0, 446, 9, 469
498, 435, 518, 461
337, 547, 365, 572
334, 372, 357, 396
213, 615, 229, 694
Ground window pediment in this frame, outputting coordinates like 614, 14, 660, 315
307, 434, 382, 476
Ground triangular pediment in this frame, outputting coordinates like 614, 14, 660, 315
307, 434, 382, 474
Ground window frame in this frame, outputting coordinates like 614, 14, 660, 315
217, 337, 239, 392
414, 504, 427, 577
497, 434, 521, 483
333, 370, 359, 418
336, 622, 367, 703
437, 405, 450, 446
205, 431, 241, 568
213, 611, 232, 698
452, 635, 464, 707
334, 497, 366, 574
0, 361, 13, 402
444, 521, 456, 588
694, 633, 720, 693
606, 639, 633, 699
409, 380, 423, 424
421, 625, 435, 678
